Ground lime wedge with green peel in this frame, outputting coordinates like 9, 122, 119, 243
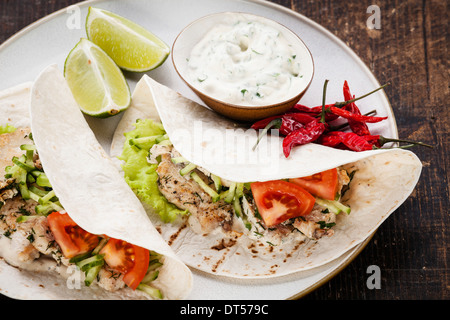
86, 7, 170, 72
64, 38, 131, 118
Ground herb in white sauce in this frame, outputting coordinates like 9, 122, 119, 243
187, 17, 307, 106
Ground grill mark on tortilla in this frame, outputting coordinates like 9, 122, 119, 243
211, 238, 236, 251
208, 237, 239, 273
210, 248, 230, 273
167, 223, 188, 246
284, 241, 305, 262
269, 264, 279, 274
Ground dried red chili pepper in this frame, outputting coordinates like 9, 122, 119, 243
342, 81, 371, 136
282, 120, 327, 157
251, 79, 400, 156
279, 116, 304, 135
280, 114, 317, 135
329, 106, 388, 123
252, 113, 317, 151
251, 115, 282, 130
290, 82, 389, 124
289, 104, 323, 114
342, 133, 374, 151
318, 131, 374, 151
317, 132, 344, 148
251, 113, 316, 134
288, 104, 339, 122
362, 135, 433, 149
319, 132, 433, 151
361, 134, 382, 148
252, 118, 282, 151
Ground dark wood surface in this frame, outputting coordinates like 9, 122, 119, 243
0, 0, 447, 300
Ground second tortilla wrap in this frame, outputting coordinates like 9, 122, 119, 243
111, 75, 422, 278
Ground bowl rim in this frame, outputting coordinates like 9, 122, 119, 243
171, 11, 315, 110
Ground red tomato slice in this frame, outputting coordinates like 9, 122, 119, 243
100, 238, 150, 290
47, 211, 99, 258
251, 180, 315, 227
290, 168, 339, 200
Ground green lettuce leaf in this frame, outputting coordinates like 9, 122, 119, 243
119, 119, 188, 222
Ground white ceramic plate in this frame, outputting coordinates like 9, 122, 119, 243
0, 0, 396, 299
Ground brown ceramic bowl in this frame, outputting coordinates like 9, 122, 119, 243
172, 12, 314, 122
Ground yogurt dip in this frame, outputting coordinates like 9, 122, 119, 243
186, 14, 312, 107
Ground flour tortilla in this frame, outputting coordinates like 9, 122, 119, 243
0, 66, 193, 300
111, 75, 422, 278
0, 82, 32, 129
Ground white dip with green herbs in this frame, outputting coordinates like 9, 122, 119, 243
186, 16, 310, 106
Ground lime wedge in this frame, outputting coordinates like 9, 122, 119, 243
64, 38, 131, 118
86, 7, 170, 72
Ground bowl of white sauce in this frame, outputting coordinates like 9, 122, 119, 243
172, 12, 314, 122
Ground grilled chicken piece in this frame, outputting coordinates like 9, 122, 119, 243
97, 267, 126, 292
292, 169, 350, 239
0, 129, 144, 292
0, 196, 36, 233
156, 153, 233, 234
17, 213, 59, 256
0, 195, 61, 263
0, 129, 63, 266
1, 187, 18, 203
0, 196, 41, 264
293, 206, 336, 239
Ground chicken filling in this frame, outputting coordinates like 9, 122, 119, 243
0, 128, 163, 298
151, 143, 351, 246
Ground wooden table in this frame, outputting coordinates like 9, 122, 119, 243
0, 0, 447, 300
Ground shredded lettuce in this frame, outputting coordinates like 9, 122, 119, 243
0, 124, 16, 134
119, 119, 188, 223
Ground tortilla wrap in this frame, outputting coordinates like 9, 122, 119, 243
111, 75, 422, 278
0, 65, 193, 300
0, 82, 33, 129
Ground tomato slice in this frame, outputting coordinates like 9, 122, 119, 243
251, 180, 315, 227
100, 238, 150, 290
47, 211, 100, 258
290, 168, 339, 200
